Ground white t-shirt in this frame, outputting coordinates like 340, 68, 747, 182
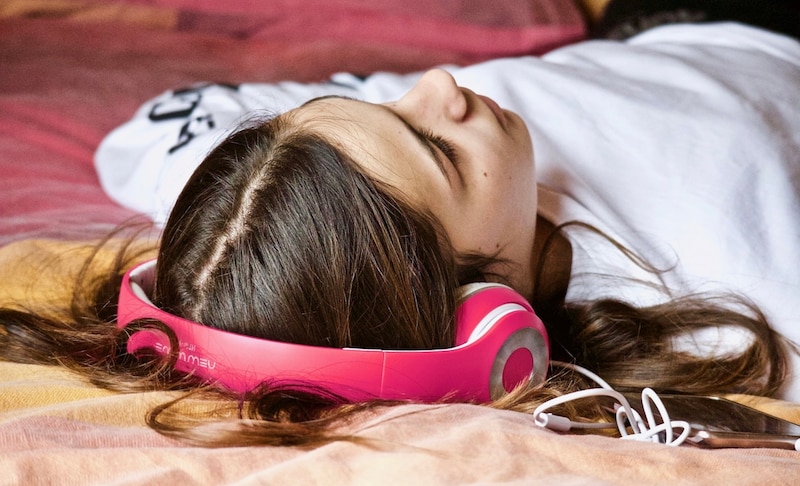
95, 23, 800, 399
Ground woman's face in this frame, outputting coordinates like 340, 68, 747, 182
290, 69, 538, 288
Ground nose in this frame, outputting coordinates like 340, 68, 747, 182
395, 69, 468, 123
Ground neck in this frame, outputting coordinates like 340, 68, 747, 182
528, 216, 572, 305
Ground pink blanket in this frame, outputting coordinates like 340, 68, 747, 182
2, 1, 800, 484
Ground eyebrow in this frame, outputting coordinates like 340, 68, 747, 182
303, 95, 448, 180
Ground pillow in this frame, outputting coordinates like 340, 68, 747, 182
110, 0, 586, 56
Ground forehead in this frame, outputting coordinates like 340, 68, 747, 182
288, 97, 426, 173
289, 97, 382, 132
286, 97, 446, 206
288, 99, 387, 152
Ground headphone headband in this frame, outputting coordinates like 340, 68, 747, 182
117, 260, 549, 402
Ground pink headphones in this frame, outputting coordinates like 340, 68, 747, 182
117, 259, 549, 402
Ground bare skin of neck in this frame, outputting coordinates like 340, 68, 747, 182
529, 216, 572, 305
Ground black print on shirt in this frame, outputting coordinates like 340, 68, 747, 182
147, 84, 238, 154
148, 92, 202, 121
168, 115, 216, 154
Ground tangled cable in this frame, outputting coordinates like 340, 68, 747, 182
532, 362, 692, 447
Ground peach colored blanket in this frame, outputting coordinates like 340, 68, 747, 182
2, 2, 800, 484
1, 356, 799, 485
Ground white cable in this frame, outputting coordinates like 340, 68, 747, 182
532, 361, 691, 447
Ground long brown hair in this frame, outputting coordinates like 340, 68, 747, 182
0, 113, 790, 447
156, 115, 460, 350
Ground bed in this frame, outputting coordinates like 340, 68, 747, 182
2, 1, 800, 483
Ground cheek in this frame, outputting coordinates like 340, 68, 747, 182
483, 153, 536, 216
431, 142, 536, 256
477, 165, 537, 249
504, 141, 537, 216
438, 199, 513, 255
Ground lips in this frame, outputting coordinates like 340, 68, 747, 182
478, 95, 507, 131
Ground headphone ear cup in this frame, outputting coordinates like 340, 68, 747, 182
453, 283, 501, 345
488, 324, 548, 400
454, 283, 549, 400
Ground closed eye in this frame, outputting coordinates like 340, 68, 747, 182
420, 128, 458, 165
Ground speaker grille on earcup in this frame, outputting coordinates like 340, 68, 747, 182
489, 327, 548, 400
